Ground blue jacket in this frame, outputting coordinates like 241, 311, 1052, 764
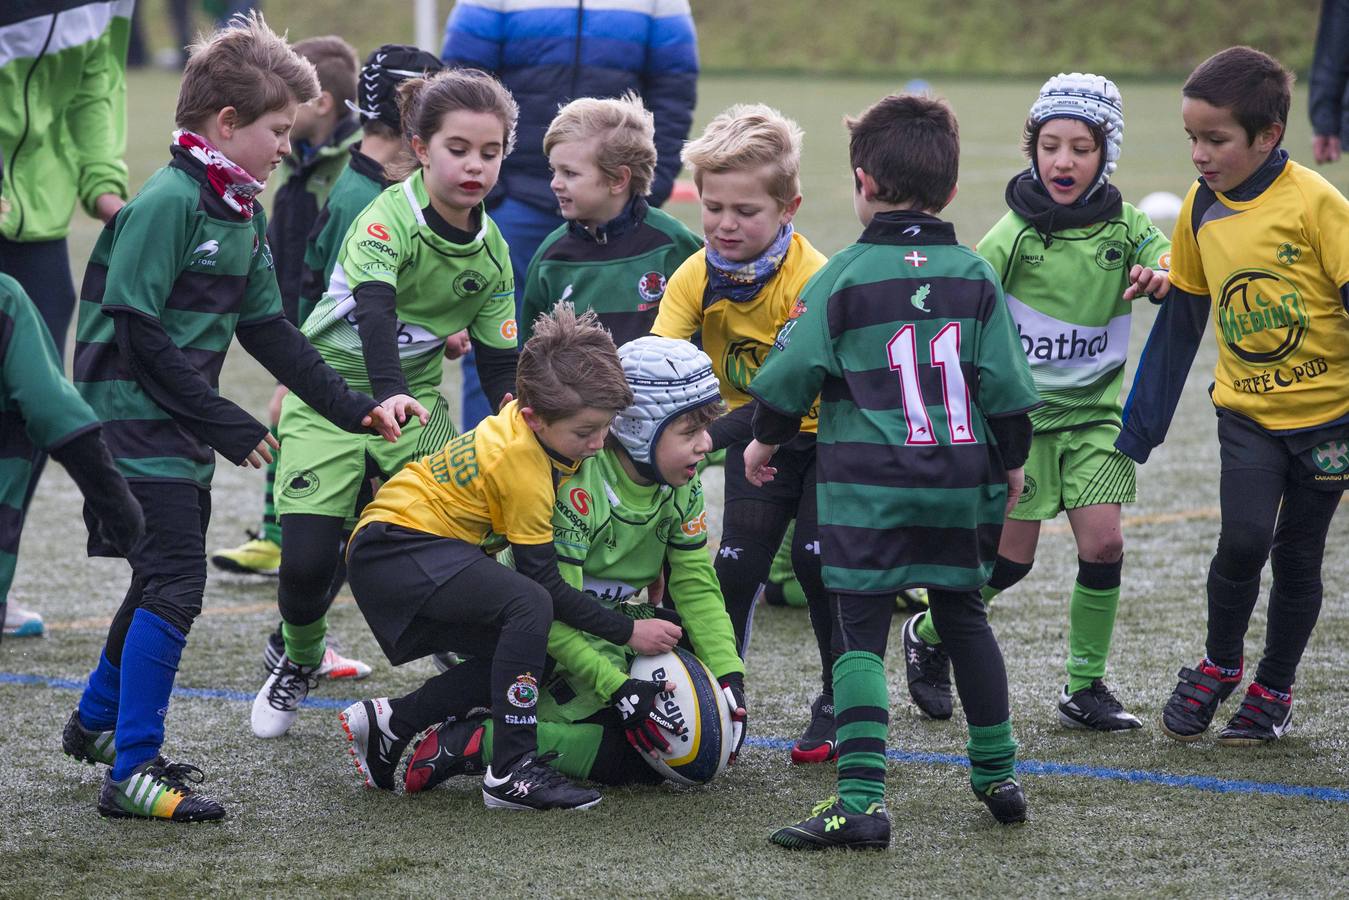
1311, 0, 1349, 141
441, 0, 698, 213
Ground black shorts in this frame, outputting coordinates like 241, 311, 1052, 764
346, 521, 489, 664
1218, 410, 1349, 493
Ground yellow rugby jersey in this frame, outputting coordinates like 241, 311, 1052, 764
355, 400, 579, 550
651, 231, 825, 432
1170, 161, 1349, 430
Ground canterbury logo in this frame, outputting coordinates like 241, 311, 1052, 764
193, 240, 219, 258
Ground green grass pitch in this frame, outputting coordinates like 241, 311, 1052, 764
2, 70, 1347, 897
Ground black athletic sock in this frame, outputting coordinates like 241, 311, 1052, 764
389, 657, 492, 738
487, 626, 549, 772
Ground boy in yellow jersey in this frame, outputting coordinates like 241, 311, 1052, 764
340, 305, 684, 810
1119, 47, 1349, 745
651, 105, 836, 763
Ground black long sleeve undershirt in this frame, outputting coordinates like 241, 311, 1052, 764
472, 341, 518, 414
351, 281, 409, 402
49, 428, 145, 556
235, 315, 375, 432
511, 541, 634, 645
113, 311, 267, 464
707, 401, 755, 451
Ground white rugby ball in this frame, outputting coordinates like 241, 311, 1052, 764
628, 647, 734, 786
1138, 190, 1183, 223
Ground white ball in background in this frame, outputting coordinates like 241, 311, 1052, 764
1139, 191, 1183, 223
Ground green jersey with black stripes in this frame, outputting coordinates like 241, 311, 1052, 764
749, 212, 1040, 595
504, 447, 742, 723
73, 155, 283, 487
301, 168, 516, 394
1, 274, 100, 600
977, 202, 1170, 433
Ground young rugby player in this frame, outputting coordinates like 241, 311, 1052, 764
1118, 47, 1349, 745
745, 93, 1041, 848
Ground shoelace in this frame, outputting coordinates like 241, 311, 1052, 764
266, 663, 319, 710
147, 758, 206, 792
1088, 681, 1125, 713
809, 796, 840, 817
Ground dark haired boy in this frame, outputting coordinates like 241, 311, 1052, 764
1118, 46, 1349, 745
745, 93, 1041, 849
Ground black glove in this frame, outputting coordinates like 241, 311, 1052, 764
51, 429, 145, 557
612, 677, 683, 755
719, 671, 748, 764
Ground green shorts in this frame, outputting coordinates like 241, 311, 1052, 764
1011, 424, 1136, 521
274, 386, 456, 519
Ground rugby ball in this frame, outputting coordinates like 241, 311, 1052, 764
628, 647, 734, 786
1138, 190, 1183, 223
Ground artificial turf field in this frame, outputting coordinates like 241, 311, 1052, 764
2, 69, 1348, 897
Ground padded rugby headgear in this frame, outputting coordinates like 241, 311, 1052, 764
1029, 72, 1124, 195
612, 336, 720, 478
348, 44, 444, 131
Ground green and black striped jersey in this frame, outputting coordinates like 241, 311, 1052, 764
749, 211, 1040, 594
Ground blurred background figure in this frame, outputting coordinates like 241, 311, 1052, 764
1311, 0, 1349, 163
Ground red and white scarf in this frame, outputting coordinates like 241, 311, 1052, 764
173, 129, 265, 219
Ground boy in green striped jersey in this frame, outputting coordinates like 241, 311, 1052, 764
746, 94, 1041, 849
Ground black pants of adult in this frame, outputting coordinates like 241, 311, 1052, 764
1, 237, 78, 527
347, 523, 552, 772
718, 437, 833, 691
834, 588, 1009, 727
1205, 412, 1342, 693
101, 482, 211, 664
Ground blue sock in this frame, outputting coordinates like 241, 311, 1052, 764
77, 652, 121, 731
111, 609, 186, 781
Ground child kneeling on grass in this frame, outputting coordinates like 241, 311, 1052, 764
340, 305, 684, 811
402, 336, 746, 792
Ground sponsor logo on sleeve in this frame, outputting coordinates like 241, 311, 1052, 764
568, 487, 590, 515
366, 222, 391, 241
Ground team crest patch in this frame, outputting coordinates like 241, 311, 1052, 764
507, 673, 538, 708
454, 270, 487, 297
904, 250, 927, 267
1313, 440, 1349, 474
637, 271, 666, 306
910, 284, 931, 312
1018, 475, 1037, 504
1095, 240, 1127, 271
282, 470, 320, 498
1276, 242, 1301, 266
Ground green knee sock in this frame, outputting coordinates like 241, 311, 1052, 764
281, 617, 327, 668
967, 720, 1017, 793
481, 720, 604, 779
261, 430, 281, 545
833, 650, 889, 813
915, 586, 1001, 646
1066, 582, 1120, 693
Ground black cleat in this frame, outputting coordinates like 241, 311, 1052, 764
481, 752, 601, 811
97, 757, 225, 822
404, 713, 489, 794
62, 710, 116, 766
1161, 660, 1242, 742
1216, 683, 1292, 746
903, 614, 952, 719
790, 693, 837, 764
770, 797, 891, 851
1057, 680, 1143, 731
973, 779, 1027, 825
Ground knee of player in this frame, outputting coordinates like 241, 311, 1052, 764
505, 578, 554, 627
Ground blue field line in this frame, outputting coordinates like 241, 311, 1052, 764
7, 670, 1348, 804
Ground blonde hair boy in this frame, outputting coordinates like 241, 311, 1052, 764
544, 92, 657, 197
680, 103, 803, 207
